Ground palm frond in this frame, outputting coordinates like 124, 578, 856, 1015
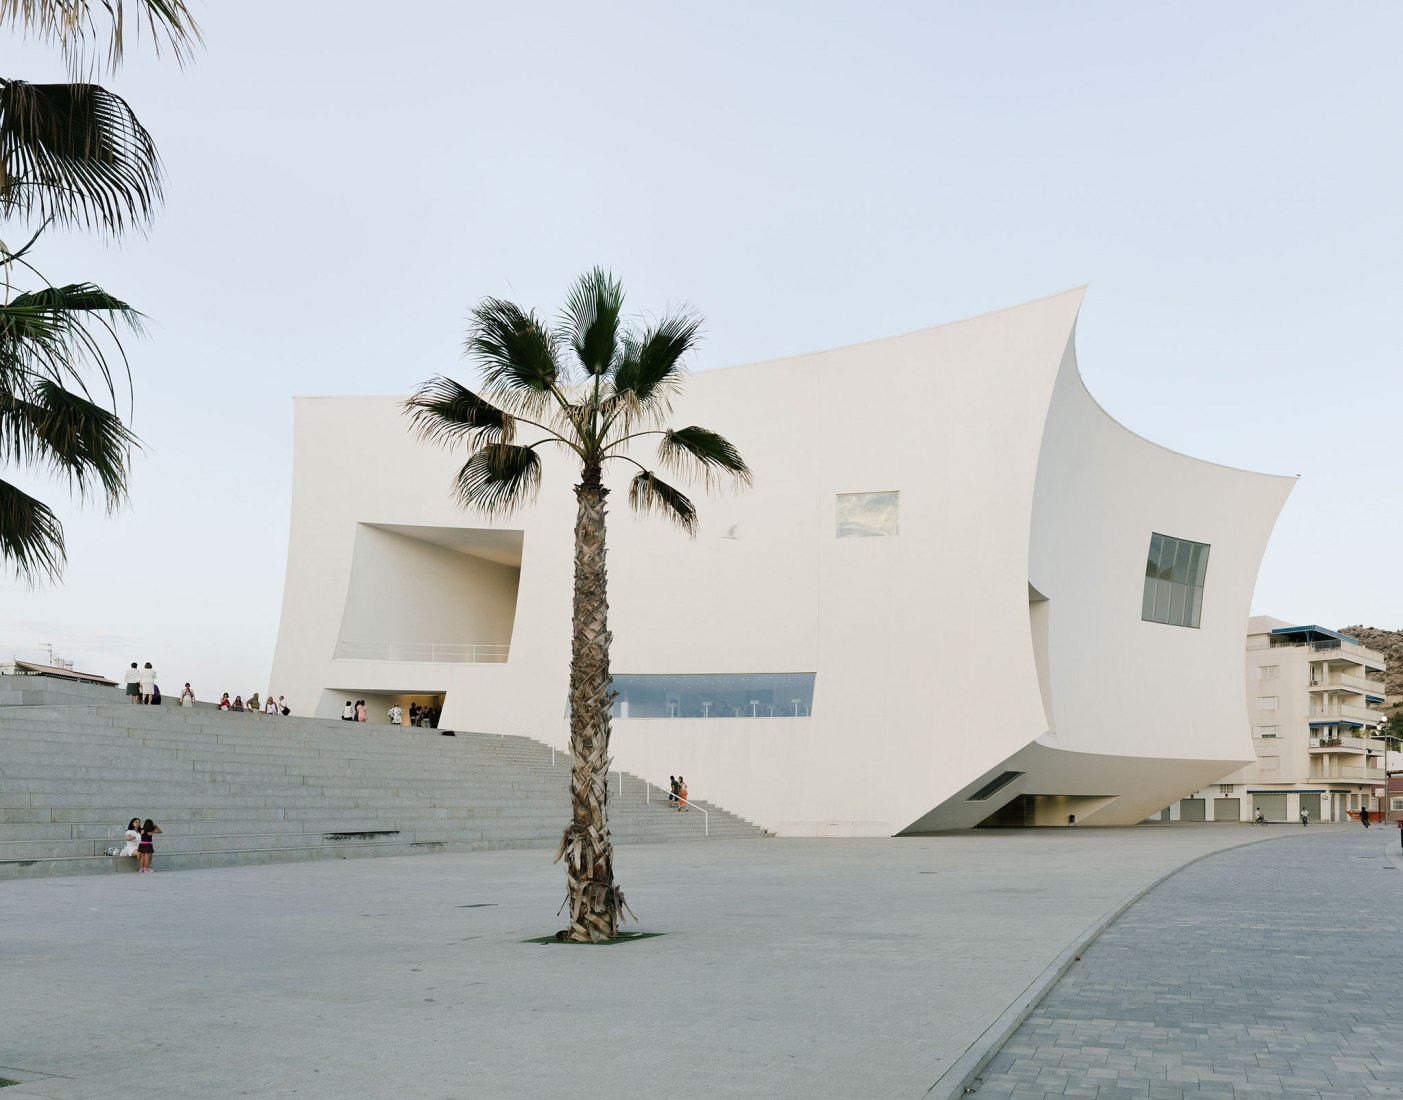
658, 425, 753, 487
0, 282, 142, 397
0, 378, 136, 504
0, 0, 203, 73
561, 266, 623, 376
627, 469, 697, 536
0, 474, 64, 582
611, 311, 700, 408
404, 375, 515, 447
453, 442, 542, 517
0, 78, 162, 234
467, 297, 562, 415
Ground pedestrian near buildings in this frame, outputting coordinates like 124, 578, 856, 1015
179, 683, 195, 707
138, 662, 156, 705
1361, 806, 1371, 828
1300, 808, 1309, 826
124, 663, 140, 703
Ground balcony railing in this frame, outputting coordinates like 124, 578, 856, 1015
1251, 639, 1385, 666
1308, 764, 1381, 783
1308, 673, 1379, 695
1309, 736, 1370, 754
334, 640, 509, 664
1309, 702, 1387, 724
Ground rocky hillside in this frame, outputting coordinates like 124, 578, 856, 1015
1340, 625, 1403, 699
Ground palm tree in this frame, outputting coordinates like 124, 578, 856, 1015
406, 269, 751, 942
0, 0, 198, 581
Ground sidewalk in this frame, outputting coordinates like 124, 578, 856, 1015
969, 826, 1403, 1098
0, 827, 1298, 1099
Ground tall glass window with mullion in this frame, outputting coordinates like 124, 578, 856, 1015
1141, 532, 1210, 629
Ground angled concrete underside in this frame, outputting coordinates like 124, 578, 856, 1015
270, 290, 1294, 835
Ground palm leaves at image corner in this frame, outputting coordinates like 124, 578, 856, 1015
0, 0, 196, 581
0, 280, 142, 581
404, 268, 752, 942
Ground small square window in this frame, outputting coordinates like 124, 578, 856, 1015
836, 491, 899, 538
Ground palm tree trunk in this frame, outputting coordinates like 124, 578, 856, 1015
554, 461, 627, 941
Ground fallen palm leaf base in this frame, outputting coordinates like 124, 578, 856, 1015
523, 932, 666, 946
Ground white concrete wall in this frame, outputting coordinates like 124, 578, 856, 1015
269, 289, 1295, 833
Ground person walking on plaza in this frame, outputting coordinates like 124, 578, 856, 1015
278, 696, 289, 716
179, 683, 195, 707
139, 662, 156, 705
1361, 806, 1371, 828
668, 775, 678, 807
341, 700, 355, 722
1300, 807, 1309, 827
248, 692, 261, 715
356, 699, 367, 723
264, 696, 278, 714
388, 704, 403, 725
136, 819, 162, 873
677, 777, 689, 811
124, 663, 140, 703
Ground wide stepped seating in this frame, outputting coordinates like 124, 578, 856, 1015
0, 703, 767, 879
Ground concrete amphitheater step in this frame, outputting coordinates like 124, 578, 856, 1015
0, 701, 768, 879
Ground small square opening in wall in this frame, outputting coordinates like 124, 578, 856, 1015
836, 491, 899, 538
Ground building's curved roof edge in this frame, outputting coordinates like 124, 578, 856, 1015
691, 285, 1091, 378
1064, 321, 1298, 486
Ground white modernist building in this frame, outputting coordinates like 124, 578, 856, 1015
269, 289, 1295, 835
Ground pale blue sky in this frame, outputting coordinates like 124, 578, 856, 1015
2, 1, 1399, 695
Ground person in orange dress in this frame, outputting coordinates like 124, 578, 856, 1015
677, 778, 689, 811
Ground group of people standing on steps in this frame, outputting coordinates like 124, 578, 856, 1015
123, 662, 158, 705
668, 775, 690, 811
117, 817, 162, 872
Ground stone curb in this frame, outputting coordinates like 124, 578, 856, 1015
922, 830, 1300, 1099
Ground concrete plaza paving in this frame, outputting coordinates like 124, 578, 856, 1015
972, 826, 1403, 1098
0, 826, 1306, 1099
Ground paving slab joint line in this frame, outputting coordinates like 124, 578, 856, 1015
922, 832, 1296, 1100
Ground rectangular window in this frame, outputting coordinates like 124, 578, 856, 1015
836, 491, 899, 538
1259, 665, 1279, 680
1256, 725, 1279, 738
1392, 797, 1403, 813
1140, 532, 1210, 628
610, 673, 816, 719
1257, 697, 1278, 710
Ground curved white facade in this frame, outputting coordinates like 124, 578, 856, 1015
269, 289, 1294, 834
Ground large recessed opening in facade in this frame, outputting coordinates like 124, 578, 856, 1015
335, 524, 522, 663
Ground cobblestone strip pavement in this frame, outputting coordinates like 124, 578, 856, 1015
967, 828, 1403, 1099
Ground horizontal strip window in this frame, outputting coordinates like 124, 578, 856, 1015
610, 673, 816, 719
966, 771, 1023, 802
1142, 532, 1209, 629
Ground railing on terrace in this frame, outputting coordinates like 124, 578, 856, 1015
1249, 639, 1385, 664
334, 640, 509, 663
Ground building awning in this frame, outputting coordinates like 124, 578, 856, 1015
8, 660, 118, 686
1270, 624, 1360, 645
1309, 720, 1365, 729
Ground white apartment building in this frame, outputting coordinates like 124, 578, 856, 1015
1173, 617, 1388, 823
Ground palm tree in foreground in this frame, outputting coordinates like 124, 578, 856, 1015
406, 269, 751, 941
